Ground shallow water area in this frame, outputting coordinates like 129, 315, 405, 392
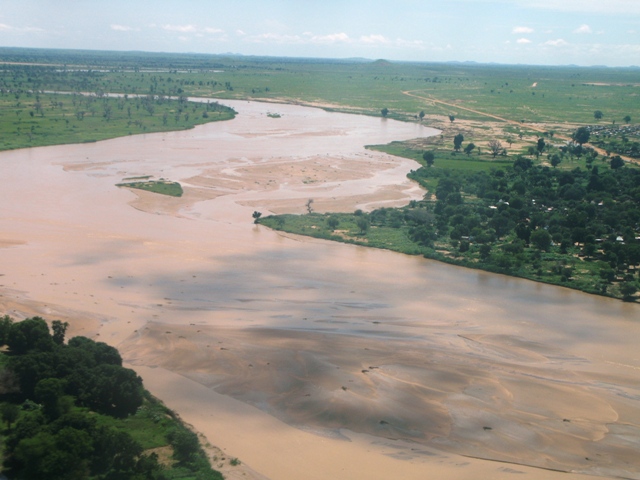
1, 99, 639, 480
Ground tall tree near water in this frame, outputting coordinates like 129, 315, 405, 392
422, 151, 435, 167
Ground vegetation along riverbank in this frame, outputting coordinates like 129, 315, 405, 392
0, 316, 226, 479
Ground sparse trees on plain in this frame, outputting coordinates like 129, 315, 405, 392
453, 133, 464, 151
488, 139, 503, 158
464, 143, 476, 156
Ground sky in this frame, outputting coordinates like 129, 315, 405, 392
1, 0, 639, 67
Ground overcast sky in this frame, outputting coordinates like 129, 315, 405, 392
1, 0, 639, 66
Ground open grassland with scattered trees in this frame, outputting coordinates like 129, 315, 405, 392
0, 315, 224, 480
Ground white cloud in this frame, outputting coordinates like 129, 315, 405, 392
203, 27, 224, 34
360, 34, 389, 44
543, 38, 569, 46
310, 32, 350, 44
236, 29, 246, 36
573, 24, 592, 34
0, 23, 43, 33
162, 24, 197, 33
246, 32, 304, 44
505, 0, 640, 14
513, 26, 534, 34
395, 38, 427, 49
517, 38, 532, 44
111, 24, 136, 32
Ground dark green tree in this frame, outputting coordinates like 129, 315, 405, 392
594, 110, 603, 120
35, 378, 66, 420
51, 320, 68, 346
381, 107, 389, 117
464, 143, 476, 156
67, 336, 122, 366
422, 150, 435, 167
7, 317, 53, 354
453, 133, 464, 151
531, 229, 552, 251
0, 315, 13, 346
479, 244, 492, 260
84, 364, 144, 417
356, 217, 370, 235
619, 282, 638, 302
573, 126, 590, 145
610, 156, 624, 169
168, 427, 200, 464
1, 402, 20, 429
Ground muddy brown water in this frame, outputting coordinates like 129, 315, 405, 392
1, 100, 639, 479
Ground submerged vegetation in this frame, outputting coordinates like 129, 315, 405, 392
0, 315, 223, 479
117, 179, 184, 197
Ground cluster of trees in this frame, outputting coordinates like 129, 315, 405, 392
400, 156, 640, 298
0, 316, 222, 479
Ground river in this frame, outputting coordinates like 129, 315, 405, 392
0, 100, 638, 480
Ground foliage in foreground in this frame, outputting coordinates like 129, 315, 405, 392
0, 316, 223, 480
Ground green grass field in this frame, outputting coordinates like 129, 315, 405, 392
0, 79, 235, 151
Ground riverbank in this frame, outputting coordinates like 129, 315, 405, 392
0, 89, 235, 151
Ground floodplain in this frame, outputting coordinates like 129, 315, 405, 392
1, 49, 639, 479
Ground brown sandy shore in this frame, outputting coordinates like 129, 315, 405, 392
1, 100, 639, 479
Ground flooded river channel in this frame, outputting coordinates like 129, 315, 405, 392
1, 100, 639, 480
